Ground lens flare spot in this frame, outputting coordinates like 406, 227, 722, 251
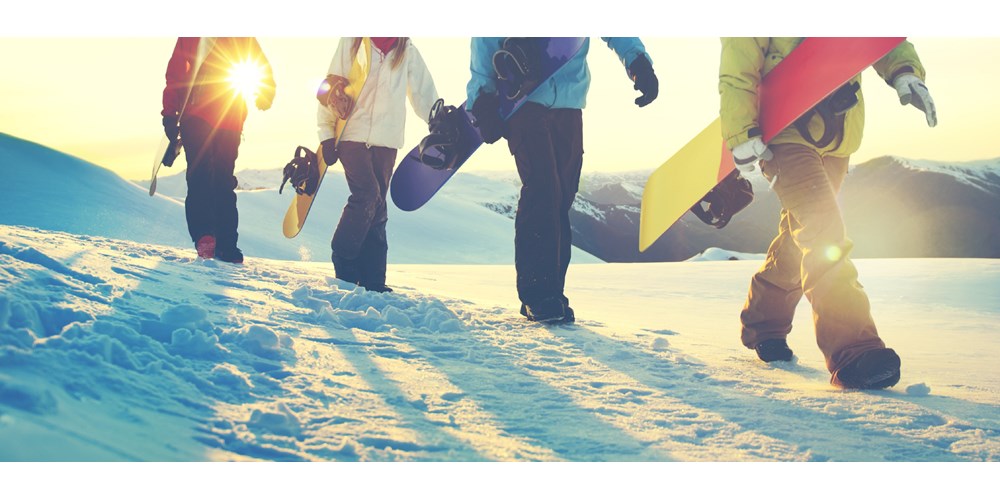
824, 245, 843, 262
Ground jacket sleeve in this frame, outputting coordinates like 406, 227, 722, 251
600, 37, 648, 70
406, 43, 441, 125
251, 38, 276, 108
465, 37, 503, 110
162, 37, 196, 118
719, 37, 769, 150
872, 39, 926, 85
317, 38, 355, 142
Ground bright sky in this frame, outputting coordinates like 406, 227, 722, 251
3, 36, 998, 181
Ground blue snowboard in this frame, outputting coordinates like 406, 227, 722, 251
390, 38, 587, 212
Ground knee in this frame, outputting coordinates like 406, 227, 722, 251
348, 190, 380, 218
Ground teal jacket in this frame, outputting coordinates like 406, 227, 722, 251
466, 37, 649, 110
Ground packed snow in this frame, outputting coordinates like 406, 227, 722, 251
2, 130, 999, 499
2, 224, 997, 465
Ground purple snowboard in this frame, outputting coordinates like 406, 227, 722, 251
390, 38, 587, 212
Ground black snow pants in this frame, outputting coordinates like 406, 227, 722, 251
506, 102, 584, 306
180, 116, 242, 254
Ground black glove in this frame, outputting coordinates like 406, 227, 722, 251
470, 92, 505, 144
320, 138, 339, 166
627, 54, 658, 108
162, 114, 180, 141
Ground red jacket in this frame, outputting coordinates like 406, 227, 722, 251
162, 37, 276, 132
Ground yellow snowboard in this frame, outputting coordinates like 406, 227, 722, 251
282, 38, 371, 238
639, 118, 734, 252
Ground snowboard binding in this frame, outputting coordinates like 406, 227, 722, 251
418, 99, 464, 171
279, 146, 320, 196
690, 169, 754, 229
794, 81, 860, 149
316, 74, 353, 120
492, 37, 543, 101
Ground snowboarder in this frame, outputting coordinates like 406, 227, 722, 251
720, 37, 937, 389
467, 38, 658, 323
161, 37, 276, 263
320, 37, 440, 292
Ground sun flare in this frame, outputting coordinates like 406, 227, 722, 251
227, 60, 264, 101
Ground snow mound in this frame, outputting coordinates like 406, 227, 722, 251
685, 247, 765, 262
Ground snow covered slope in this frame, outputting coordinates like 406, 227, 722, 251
0, 133, 599, 264
0, 132, 190, 249
2, 225, 997, 462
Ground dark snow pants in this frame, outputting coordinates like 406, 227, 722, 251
330, 141, 397, 287
740, 143, 886, 374
506, 103, 584, 306
180, 116, 242, 253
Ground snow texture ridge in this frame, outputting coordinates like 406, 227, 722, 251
2, 224, 998, 462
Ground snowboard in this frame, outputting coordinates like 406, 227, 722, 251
149, 136, 178, 196
389, 37, 587, 212
282, 39, 372, 239
638, 37, 906, 252
150, 38, 216, 197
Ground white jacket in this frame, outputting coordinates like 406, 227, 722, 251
317, 38, 439, 150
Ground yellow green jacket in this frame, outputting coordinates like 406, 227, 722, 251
719, 37, 925, 157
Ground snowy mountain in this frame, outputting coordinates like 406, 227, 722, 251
0, 133, 599, 265
841, 156, 1000, 258
123, 140, 1000, 265
2, 224, 998, 462
452, 158, 1000, 262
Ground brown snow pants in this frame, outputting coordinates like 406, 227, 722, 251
740, 143, 885, 373
330, 141, 397, 287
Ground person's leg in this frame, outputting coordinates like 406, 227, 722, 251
358, 146, 397, 292
766, 144, 885, 375
740, 208, 805, 351
209, 127, 242, 262
506, 103, 564, 319
180, 118, 216, 250
331, 141, 380, 283
552, 108, 584, 318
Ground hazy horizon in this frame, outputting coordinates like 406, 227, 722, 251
2, 37, 999, 181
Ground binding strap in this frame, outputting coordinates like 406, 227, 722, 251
793, 81, 860, 150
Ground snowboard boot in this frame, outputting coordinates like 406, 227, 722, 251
520, 296, 574, 324
831, 348, 901, 390
215, 246, 244, 264
520, 296, 566, 323
561, 296, 575, 324
196, 235, 216, 259
755, 338, 794, 363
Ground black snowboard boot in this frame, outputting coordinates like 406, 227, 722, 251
561, 296, 575, 324
755, 338, 794, 363
520, 296, 566, 323
831, 348, 901, 390
215, 246, 244, 264
520, 296, 574, 324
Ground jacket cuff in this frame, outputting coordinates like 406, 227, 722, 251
725, 126, 761, 150
888, 66, 915, 85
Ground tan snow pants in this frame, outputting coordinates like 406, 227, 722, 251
740, 143, 886, 373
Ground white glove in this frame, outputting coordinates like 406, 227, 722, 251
731, 136, 773, 173
893, 74, 937, 127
